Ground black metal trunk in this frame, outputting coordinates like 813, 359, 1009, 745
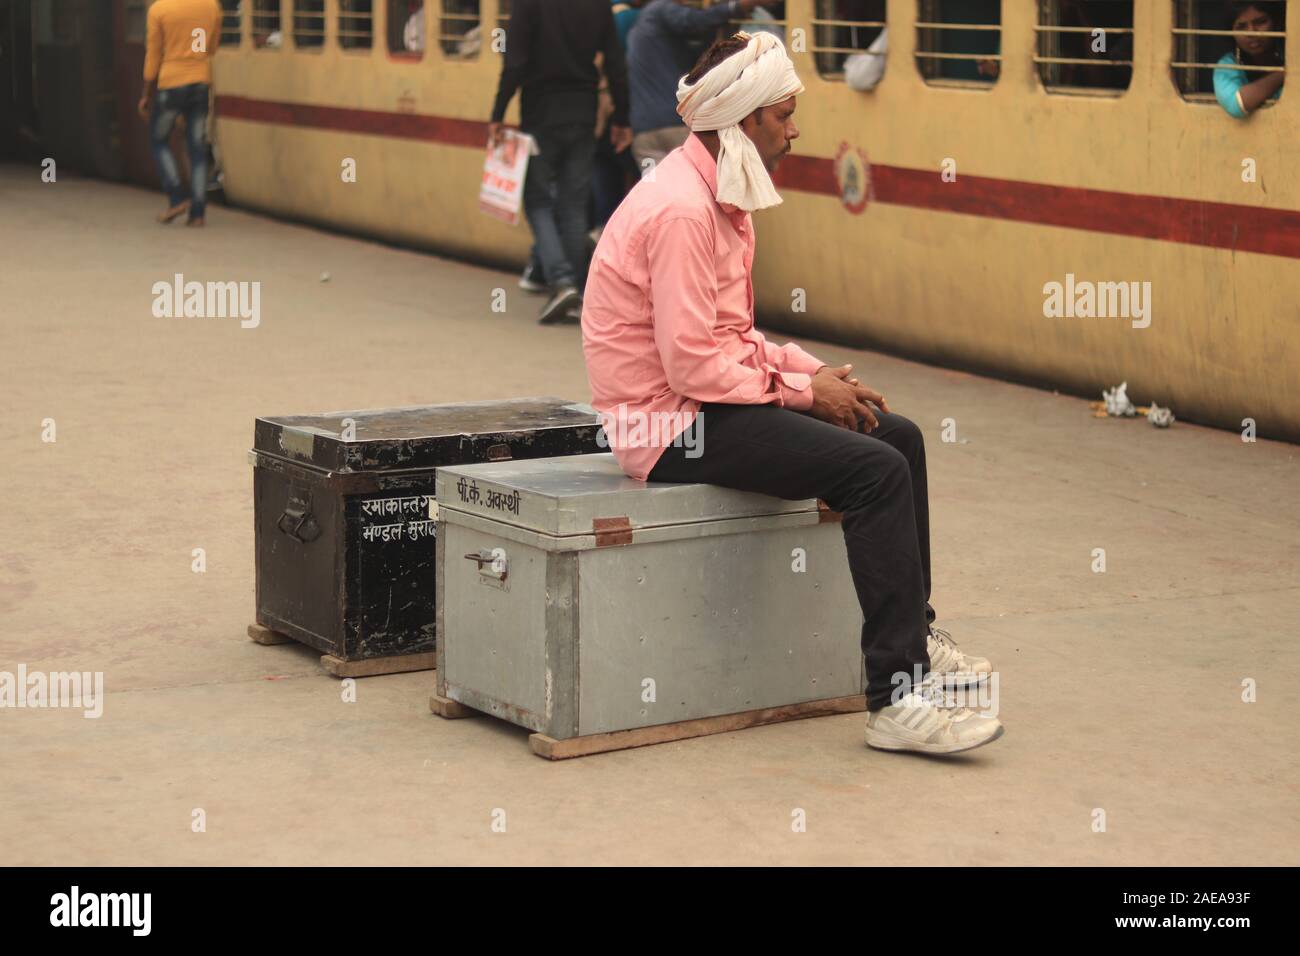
250, 398, 602, 661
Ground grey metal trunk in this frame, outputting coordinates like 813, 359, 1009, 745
435, 454, 866, 740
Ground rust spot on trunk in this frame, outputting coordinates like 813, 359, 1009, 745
817, 499, 843, 523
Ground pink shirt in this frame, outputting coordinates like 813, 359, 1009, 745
581, 133, 825, 481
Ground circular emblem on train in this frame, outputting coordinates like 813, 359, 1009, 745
833, 142, 872, 215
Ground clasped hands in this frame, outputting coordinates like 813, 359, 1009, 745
809, 364, 890, 433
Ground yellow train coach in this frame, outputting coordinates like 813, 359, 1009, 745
203, 1, 1299, 440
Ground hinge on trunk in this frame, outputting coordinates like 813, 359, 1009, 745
592, 516, 633, 547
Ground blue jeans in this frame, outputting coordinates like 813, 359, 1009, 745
523, 123, 595, 290
150, 83, 210, 219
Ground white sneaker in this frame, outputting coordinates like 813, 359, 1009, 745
518, 263, 546, 294
927, 625, 992, 688
865, 687, 1004, 755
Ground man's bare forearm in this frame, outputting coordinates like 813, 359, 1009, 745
137, 78, 156, 119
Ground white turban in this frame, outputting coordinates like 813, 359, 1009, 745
675, 31, 804, 212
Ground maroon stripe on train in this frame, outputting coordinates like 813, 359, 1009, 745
215, 94, 1300, 260
216, 94, 488, 147
773, 155, 1300, 260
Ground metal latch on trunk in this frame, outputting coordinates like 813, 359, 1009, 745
464, 548, 508, 584
278, 488, 321, 543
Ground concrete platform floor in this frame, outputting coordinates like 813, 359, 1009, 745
1, 165, 1297, 866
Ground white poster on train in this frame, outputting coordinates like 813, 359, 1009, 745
479, 130, 536, 226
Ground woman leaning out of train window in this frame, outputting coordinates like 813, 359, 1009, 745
1214, 1, 1286, 118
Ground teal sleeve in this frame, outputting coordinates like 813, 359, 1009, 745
1214, 54, 1249, 119
613, 8, 638, 50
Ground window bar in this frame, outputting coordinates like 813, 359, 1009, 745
439, 10, 479, 41
1034, 25, 1134, 35
220, 1, 241, 44
914, 52, 1002, 61
1033, 56, 1132, 66
339, 13, 375, 44
1172, 24, 1286, 74
808, 18, 887, 55
1170, 61, 1284, 72
914, 22, 1002, 31
810, 19, 887, 29
811, 46, 889, 56
1171, 27, 1285, 38
915, 21, 1001, 74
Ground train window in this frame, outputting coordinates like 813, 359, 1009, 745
389, 1, 425, 55
810, 1, 887, 81
220, 0, 242, 46
34, 0, 81, 42
123, 0, 146, 43
726, 1, 791, 48
252, 0, 282, 48
915, 0, 1002, 87
1172, 0, 1288, 100
440, 1, 481, 58
1035, 1, 1134, 94
295, 0, 326, 49
340, 0, 375, 49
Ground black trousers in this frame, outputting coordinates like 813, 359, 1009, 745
648, 403, 933, 711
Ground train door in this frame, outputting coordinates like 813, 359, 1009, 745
0, 0, 37, 160
31, 0, 121, 178
112, 0, 160, 187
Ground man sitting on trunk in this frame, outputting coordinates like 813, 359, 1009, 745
582, 31, 1003, 756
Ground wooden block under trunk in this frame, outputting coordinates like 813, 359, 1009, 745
320, 652, 438, 678
530, 695, 866, 759
429, 693, 481, 719
247, 623, 294, 645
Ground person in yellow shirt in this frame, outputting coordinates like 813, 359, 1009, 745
137, 0, 223, 226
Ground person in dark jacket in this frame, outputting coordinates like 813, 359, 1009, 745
590, 1, 647, 234
627, 0, 772, 166
489, 0, 632, 324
